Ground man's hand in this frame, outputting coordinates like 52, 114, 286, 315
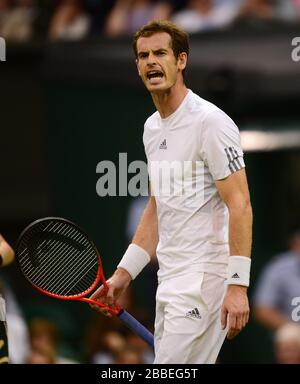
221, 285, 250, 339
89, 268, 132, 317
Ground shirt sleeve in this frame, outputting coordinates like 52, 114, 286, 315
199, 109, 245, 180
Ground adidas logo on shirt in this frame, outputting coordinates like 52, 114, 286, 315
159, 139, 167, 149
186, 308, 202, 319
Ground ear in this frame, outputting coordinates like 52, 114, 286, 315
177, 52, 187, 72
136, 59, 141, 77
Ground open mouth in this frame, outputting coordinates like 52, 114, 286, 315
146, 70, 164, 80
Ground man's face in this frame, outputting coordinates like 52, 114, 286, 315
136, 32, 186, 93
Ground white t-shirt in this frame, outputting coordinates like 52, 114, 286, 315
143, 90, 245, 282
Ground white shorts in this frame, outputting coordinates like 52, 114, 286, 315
154, 272, 227, 364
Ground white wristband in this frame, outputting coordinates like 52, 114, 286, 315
226, 256, 251, 287
117, 244, 150, 280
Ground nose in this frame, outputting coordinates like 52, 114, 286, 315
147, 52, 157, 66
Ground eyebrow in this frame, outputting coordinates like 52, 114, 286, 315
137, 48, 168, 57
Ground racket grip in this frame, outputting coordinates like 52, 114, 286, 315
118, 309, 154, 349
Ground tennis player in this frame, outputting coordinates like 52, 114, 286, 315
92, 20, 253, 363
0, 234, 15, 364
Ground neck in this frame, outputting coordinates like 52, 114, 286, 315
151, 82, 188, 119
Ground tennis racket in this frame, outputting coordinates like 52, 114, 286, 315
16, 217, 154, 348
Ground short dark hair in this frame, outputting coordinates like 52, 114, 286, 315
133, 20, 189, 60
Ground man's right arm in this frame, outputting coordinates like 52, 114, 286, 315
131, 196, 158, 258
90, 196, 158, 315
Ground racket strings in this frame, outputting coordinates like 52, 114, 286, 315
18, 220, 99, 296
24, 225, 89, 286
21, 238, 96, 295
27, 238, 95, 295
62, 257, 99, 295
20, 222, 80, 278
40, 244, 96, 295
21, 223, 79, 276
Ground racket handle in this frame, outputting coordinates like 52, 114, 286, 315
118, 309, 154, 349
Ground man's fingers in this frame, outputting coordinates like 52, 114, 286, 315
227, 315, 236, 339
245, 309, 250, 326
227, 312, 238, 339
90, 299, 113, 317
239, 308, 249, 330
242, 312, 248, 329
227, 310, 250, 339
90, 284, 107, 300
101, 308, 112, 318
106, 288, 116, 306
236, 314, 243, 333
89, 284, 115, 317
221, 307, 228, 329
93, 305, 113, 317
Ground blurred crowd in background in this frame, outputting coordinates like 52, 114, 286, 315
0, 0, 300, 44
2, 279, 156, 364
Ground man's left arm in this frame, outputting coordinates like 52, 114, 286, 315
215, 168, 253, 339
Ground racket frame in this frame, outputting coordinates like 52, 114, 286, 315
16, 217, 121, 316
